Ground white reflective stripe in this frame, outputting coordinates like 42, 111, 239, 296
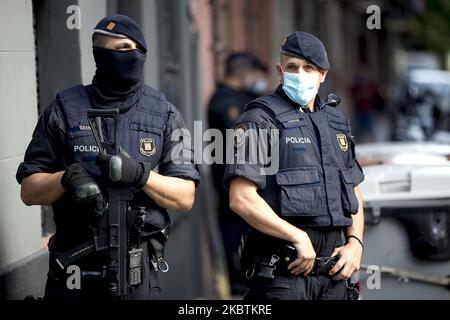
93, 29, 128, 39
55, 258, 65, 270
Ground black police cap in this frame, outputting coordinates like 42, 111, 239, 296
251, 55, 269, 72
226, 52, 268, 72
226, 52, 254, 67
281, 31, 330, 70
94, 15, 147, 53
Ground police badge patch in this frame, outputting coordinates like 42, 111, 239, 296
228, 105, 240, 121
336, 134, 348, 152
139, 138, 156, 157
234, 124, 247, 148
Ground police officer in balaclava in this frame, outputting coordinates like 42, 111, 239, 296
17, 15, 200, 301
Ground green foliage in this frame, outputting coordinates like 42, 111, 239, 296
412, 0, 450, 59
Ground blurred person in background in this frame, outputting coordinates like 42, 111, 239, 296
245, 55, 271, 101
208, 52, 267, 295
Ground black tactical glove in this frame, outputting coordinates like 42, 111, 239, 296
96, 153, 151, 189
61, 163, 104, 217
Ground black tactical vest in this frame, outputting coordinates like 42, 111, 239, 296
247, 92, 360, 228
55, 84, 171, 241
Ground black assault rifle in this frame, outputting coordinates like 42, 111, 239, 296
55, 109, 141, 299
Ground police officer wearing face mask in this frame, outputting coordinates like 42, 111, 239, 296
224, 31, 365, 300
16, 15, 200, 301
245, 56, 270, 101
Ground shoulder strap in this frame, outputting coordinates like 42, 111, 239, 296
56, 85, 91, 128
135, 85, 169, 121
245, 93, 307, 129
142, 84, 167, 102
320, 94, 347, 121
324, 104, 347, 120
246, 93, 294, 117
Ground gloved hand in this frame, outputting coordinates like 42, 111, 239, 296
96, 153, 151, 189
61, 163, 104, 217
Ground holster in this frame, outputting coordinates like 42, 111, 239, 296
239, 233, 265, 279
240, 233, 294, 279
240, 233, 341, 280
346, 280, 360, 300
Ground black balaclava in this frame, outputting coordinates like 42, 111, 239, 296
88, 46, 146, 112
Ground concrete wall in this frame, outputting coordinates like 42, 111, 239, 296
270, 0, 296, 80
0, 0, 45, 299
35, 0, 83, 110
79, 0, 107, 85
191, 0, 215, 109
0, 0, 42, 269
141, 0, 160, 89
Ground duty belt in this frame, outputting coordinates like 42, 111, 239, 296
49, 237, 170, 282
54, 233, 169, 272
253, 253, 339, 279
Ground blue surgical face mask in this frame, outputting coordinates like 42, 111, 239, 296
282, 70, 319, 106
250, 80, 269, 95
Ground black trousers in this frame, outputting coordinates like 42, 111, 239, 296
219, 212, 248, 294
244, 227, 347, 301
44, 255, 161, 301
